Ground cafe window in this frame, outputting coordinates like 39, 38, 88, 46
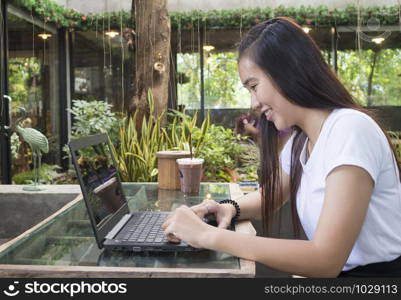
7, 5, 60, 177
336, 26, 401, 106
177, 51, 249, 110
71, 31, 133, 113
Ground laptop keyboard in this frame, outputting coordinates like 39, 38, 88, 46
116, 212, 169, 243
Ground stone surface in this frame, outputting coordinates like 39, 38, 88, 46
0, 185, 81, 239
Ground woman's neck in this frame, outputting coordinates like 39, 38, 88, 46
297, 108, 332, 149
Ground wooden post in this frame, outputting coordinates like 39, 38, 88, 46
156, 150, 191, 190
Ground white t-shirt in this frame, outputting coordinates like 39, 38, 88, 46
280, 108, 401, 271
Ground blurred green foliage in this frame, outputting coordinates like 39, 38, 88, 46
12, 163, 61, 184
337, 49, 401, 106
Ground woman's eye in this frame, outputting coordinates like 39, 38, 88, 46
250, 85, 257, 91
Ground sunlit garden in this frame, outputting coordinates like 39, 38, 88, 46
2, 1, 400, 188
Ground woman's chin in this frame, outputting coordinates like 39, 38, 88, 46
271, 120, 282, 131
265, 115, 288, 131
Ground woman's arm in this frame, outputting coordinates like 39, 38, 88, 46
163, 170, 290, 242
168, 165, 373, 277
186, 167, 290, 226
228, 189, 262, 220
202, 165, 373, 277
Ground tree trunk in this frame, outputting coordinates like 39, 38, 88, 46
131, 0, 171, 124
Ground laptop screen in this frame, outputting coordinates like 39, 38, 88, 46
72, 140, 126, 228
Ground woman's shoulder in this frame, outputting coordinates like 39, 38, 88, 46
330, 108, 375, 123
326, 108, 383, 137
323, 108, 390, 159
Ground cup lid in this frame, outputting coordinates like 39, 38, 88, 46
156, 150, 191, 158
176, 158, 204, 164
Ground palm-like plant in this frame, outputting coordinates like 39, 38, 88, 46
109, 90, 170, 182
109, 89, 211, 182
167, 109, 210, 158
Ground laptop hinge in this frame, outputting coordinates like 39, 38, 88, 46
105, 214, 131, 240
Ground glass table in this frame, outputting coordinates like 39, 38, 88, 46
0, 183, 255, 277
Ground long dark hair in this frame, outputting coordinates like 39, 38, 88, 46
238, 17, 401, 237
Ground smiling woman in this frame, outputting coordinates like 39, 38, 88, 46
162, 17, 401, 278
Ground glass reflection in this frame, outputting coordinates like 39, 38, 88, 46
75, 143, 125, 226
7, 8, 59, 178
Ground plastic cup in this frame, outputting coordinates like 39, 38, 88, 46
176, 158, 204, 194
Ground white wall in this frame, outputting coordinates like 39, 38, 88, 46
53, 0, 400, 14
168, 0, 400, 11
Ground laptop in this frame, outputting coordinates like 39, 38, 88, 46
68, 133, 202, 252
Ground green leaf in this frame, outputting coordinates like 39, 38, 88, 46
150, 168, 159, 177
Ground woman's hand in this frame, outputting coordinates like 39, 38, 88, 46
191, 199, 236, 229
161, 200, 236, 247
161, 205, 214, 248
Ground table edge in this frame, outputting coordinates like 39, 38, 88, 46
0, 184, 256, 277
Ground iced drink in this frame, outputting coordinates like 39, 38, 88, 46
176, 158, 204, 194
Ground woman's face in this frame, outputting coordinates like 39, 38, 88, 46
238, 56, 298, 131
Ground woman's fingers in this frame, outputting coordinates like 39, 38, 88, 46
162, 204, 187, 229
217, 216, 232, 229
163, 205, 190, 243
192, 204, 208, 219
162, 202, 224, 244
191, 199, 218, 219
163, 221, 181, 243
167, 233, 181, 243
204, 201, 219, 214
161, 215, 172, 230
